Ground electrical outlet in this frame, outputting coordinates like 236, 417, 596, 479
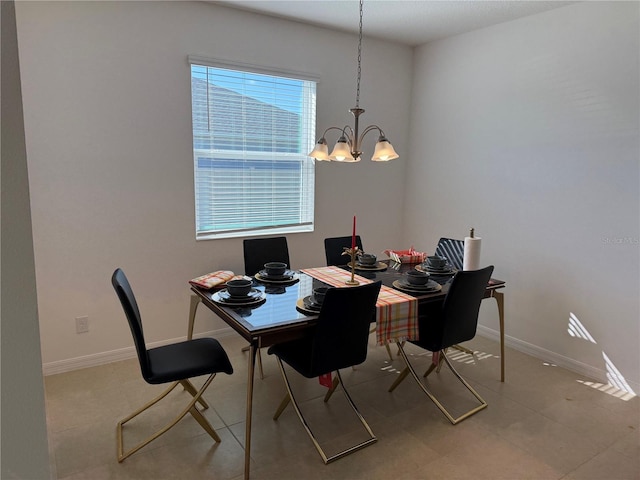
75, 316, 89, 334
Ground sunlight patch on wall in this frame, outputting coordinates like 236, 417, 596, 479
603, 351, 636, 397
567, 312, 597, 343
576, 352, 636, 400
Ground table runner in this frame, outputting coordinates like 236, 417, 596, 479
301, 266, 418, 346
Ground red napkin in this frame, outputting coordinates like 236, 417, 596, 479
318, 372, 333, 388
189, 270, 239, 289
384, 246, 427, 264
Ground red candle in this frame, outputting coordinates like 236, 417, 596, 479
352, 215, 356, 250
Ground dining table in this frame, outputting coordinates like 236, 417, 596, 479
190, 260, 505, 479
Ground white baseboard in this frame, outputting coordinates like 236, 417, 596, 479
42, 327, 236, 376
476, 325, 640, 393
44, 324, 640, 394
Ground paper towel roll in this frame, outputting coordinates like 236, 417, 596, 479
463, 236, 482, 271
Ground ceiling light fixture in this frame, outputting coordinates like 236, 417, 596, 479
309, 0, 399, 163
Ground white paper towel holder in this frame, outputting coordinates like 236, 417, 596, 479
463, 227, 482, 271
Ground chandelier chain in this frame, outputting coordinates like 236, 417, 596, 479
356, 0, 363, 108
307, 0, 398, 162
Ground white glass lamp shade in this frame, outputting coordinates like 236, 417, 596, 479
371, 137, 399, 161
329, 137, 355, 162
309, 139, 330, 161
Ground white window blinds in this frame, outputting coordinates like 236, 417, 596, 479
190, 59, 316, 240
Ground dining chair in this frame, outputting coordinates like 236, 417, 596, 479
243, 236, 290, 276
242, 236, 291, 378
324, 235, 364, 266
111, 268, 233, 462
434, 237, 464, 271
388, 265, 494, 424
432, 237, 476, 356
324, 234, 394, 362
268, 281, 382, 464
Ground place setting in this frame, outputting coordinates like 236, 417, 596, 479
296, 286, 327, 315
353, 253, 388, 272
392, 269, 442, 294
212, 278, 266, 307
254, 261, 300, 285
416, 255, 457, 276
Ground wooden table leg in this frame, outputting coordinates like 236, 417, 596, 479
244, 342, 257, 479
492, 291, 505, 382
187, 294, 201, 340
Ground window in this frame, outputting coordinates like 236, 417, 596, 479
189, 57, 317, 240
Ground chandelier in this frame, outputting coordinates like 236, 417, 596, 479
308, 0, 399, 163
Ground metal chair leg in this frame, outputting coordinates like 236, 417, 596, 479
370, 324, 394, 361
323, 375, 340, 402
117, 374, 219, 462
272, 359, 377, 464
388, 366, 410, 392
450, 344, 474, 355
180, 379, 209, 409
384, 343, 394, 361
272, 392, 291, 420
423, 350, 445, 377
393, 343, 487, 425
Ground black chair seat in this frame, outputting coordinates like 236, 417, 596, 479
147, 338, 233, 384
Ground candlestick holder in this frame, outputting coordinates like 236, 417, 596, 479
342, 246, 360, 285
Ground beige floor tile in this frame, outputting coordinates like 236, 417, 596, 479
539, 394, 637, 449
563, 448, 640, 480
609, 429, 640, 460
45, 335, 638, 480
425, 429, 564, 479
498, 412, 602, 474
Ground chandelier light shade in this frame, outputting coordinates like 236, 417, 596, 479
329, 136, 355, 162
371, 136, 399, 161
309, 0, 399, 163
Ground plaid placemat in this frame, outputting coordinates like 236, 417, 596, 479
301, 266, 418, 345
189, 270, 241, 289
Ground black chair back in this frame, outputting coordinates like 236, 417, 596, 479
441, 266, 494, 348
111, 268, 151, 381
324, 235, 364, 266
243, 236, 290, 276
434, 237, 464, 270
309, 281, 381, 375
415, 266, 493, 352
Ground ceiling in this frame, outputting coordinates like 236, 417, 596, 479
210, 0, 577, 47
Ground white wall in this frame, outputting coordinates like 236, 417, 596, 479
15, 1, 413, 370
16, 0, 639, 391
405, 1, 639, 389
1, 1, 51, 477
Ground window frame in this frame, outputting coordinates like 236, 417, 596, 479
188, 56, 318, 240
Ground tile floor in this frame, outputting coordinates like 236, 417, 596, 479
45, 334, 639, 480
